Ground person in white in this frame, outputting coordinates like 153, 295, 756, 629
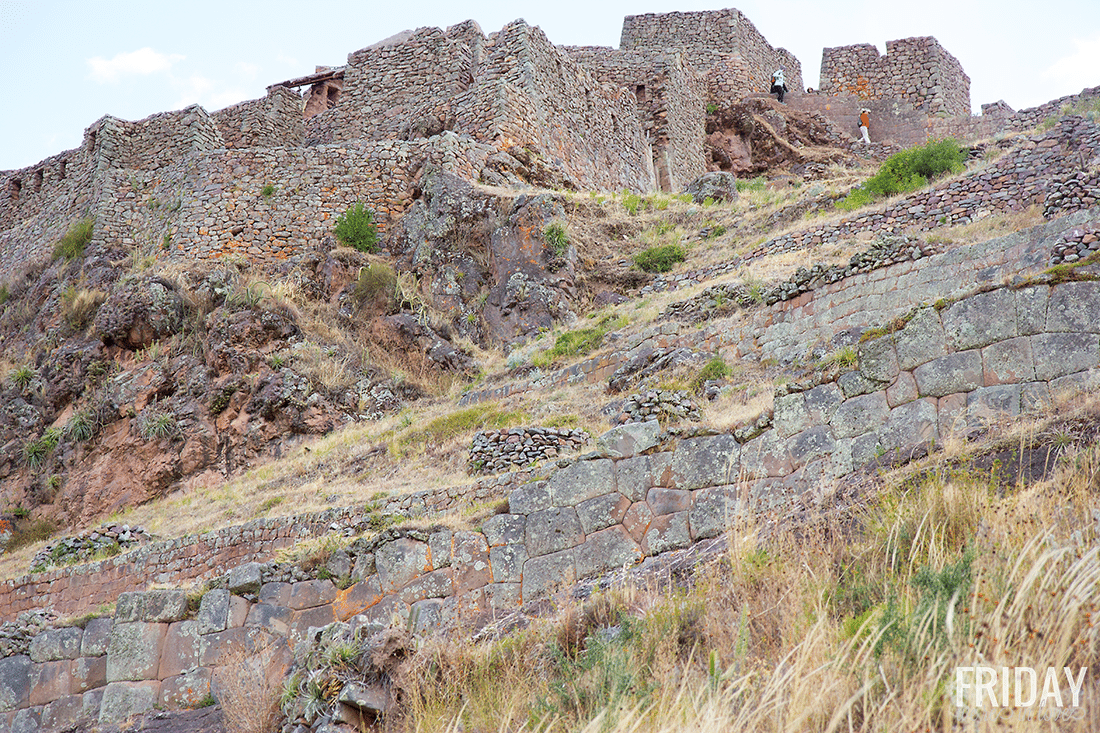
859, 108, 871, 144
770, 68, 787, 103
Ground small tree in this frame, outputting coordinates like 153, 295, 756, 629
334, 203, 380, 253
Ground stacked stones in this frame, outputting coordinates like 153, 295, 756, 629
742, 116, 1100, 263
615, 390, 701, 424
1007, 85, 1100, 132
468, 427, 591, 474
1045, 169, 1100, 220
0, 610, 54, 657
1048, 222, 1100, 265
211, 86, 305, 149
30, 525, 152, 573
820, 36, 969, 117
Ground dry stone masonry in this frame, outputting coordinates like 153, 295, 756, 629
468, 427, 590, 474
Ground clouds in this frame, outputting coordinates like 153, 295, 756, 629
1044, 32, 1100, 93
87, 47, 184, 84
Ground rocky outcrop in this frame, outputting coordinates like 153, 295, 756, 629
390, 171, 577, 345
94, 277, 184, 351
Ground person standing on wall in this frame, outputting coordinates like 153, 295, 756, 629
770, 68, 787, 103
859, 108, 871, 144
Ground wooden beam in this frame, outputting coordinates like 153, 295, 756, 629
267, 68, 345, 92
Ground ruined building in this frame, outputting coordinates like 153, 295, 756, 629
0, 8, 1064, 277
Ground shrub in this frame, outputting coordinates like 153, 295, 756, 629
9, 364, 34, 391
543, 221, 569, 256
23, 427, 62, 469
6, 517, 57, 553
52, 217, 95, 261
350, 262, 397, 314
837, 139, 967, 210
634, 243, 686, 273
690, 357, 732, 393
333, 203, 379, 253
137, 408, 179, 441
260, 184, 276, 198
0, 284, 9, 306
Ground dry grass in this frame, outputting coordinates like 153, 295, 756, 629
922, 205, 1046, 248
213, 642, 286, 733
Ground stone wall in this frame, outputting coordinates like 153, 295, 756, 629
620, 9, 803, 102
0, 472, 528, 622
563, 47, 706, 191
211, 86, 305, 149
820, 36, 970, 117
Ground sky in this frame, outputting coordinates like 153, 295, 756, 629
1, 0, 1098, 171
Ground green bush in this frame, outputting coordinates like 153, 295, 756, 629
690, 357, 731, 393
261, 184, 276, 198
634, 243, 686, 273
333, 203, 379, 253
837, 139, 967, 211
52, 217, 95, 261
544, 221, 569, 256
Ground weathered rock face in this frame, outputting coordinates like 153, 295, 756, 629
684, 172, 738, 203
705, 98, 857, 176
369, 314, 476, 374
390, 171, 577, 344
94, 277, 184, 351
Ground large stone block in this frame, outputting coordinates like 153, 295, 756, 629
622, 501, 653, 543
668, 434, 740, 490
485, 582, 522, 608
646, 487, 692, 516
227, 562, 264, 595
641, 511, 691, 555
880, 398, 938, 452
521, 549, 576, 602
99, 681, 161, 725
1050, 369, 1100, 398
289, 606, 338, 642
159, 668, 211, 710
9, 707, 38, 733
258, 582, 292, 607
481, 514, 526, 547
1021, 381, 1053, 412
596, 420, 660, 458
981, 336, 1035, 385
115, 590, 188, 624
333, 576, 383, 621
289, 579, 338, 610
787, 426, 836, 467
452, 532, 492, 594
803, 383, 844, 424
71, 656, 107, 693
614, 454, 655, 501
106, 623, 168, 682
895, 307, 947, 370
196, 589, 232, 634
830, 391, 889, 439
773, 392, 810, 437
738, 429, 792, 479
1015, 285, 1048, 335
30, 660, 72, 706
913, 350, 983, 397
942, 289, 1016, 350
526, 507, 584, 557
859, 335, 900, 382
30, 627, 83, 662
575, 492, 631, 534
398, 568, 455, 605
409, 599, 443, 635
158, 621, 202, 680
886, 371, 918, 407
548, 459, 616, 507
508, 480, 551, 515
689, 485, 745, 540
967, 385, 1021, 425
246, 603, 291, 635
41, 694, 84, 731
1047, 281, 1100, 333
376, 537, 432, 594
574, 526, 642, 578
81, 617, 113, 657
1031, 333, 1099, 381
201, 627, 274, 668
937, 393, 969, 438
490, 544, 528, 584
838, 370, 884, 398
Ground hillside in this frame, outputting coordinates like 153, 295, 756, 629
1, 8, 1100, 733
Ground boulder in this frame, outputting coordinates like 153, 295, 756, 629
684, 172, 739, 203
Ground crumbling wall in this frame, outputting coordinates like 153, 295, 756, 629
307, 21, 486, 146
620, 9, 803, 102
820, 36, 970, 117
565, 46, 705, 191
212, 86, 305, 149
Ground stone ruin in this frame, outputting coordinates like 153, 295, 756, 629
1, 7, 1076, 280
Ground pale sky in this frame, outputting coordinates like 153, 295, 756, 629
1, 0, 1098, 171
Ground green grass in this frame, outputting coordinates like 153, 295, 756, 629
532, 315, 627, 368
836, 139, 967, 211
261, 184, 276, 198
23, 427, 62, 469
690, 357, 732, 393
544, 221, 569, 256
633, 244, 686, 273
395, 403, 528, 452
52, 217, 95, 261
